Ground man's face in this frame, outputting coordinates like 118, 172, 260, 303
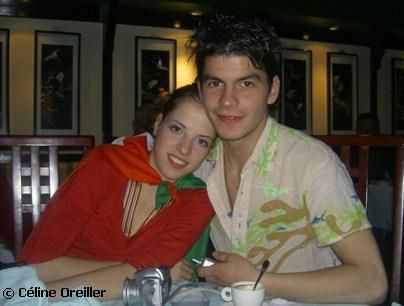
198, 55, 279, 146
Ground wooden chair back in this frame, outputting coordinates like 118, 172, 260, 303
0, 135, 94, 256
314, 135, 404, 304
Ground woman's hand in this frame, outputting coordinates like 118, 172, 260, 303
171, 259, 193, 281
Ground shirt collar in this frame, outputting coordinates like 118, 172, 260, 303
207, 117, 279, 175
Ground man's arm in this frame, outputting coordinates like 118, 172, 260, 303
198, 229, 387, 305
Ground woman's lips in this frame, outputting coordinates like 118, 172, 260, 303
168, 154, 187, 168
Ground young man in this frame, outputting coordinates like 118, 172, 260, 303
189, 13, 387, 304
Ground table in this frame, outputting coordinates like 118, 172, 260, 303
0, 266, 375, 306
102, 281, 370, 306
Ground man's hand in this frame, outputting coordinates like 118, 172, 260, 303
197, 251, 258, 286
171, 259, 193, 281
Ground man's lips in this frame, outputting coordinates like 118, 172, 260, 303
217, 114, 242, 124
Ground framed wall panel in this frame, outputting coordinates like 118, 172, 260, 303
34, 31, 80, 135
135, 37, 176, 109
327, 52, 358, 135
0, 29, 9, 135
281, 48, 312, 133
392, 58, 404, 134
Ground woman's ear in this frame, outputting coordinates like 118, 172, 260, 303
153, 113, 163, 137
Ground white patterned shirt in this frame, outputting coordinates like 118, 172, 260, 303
199, 117, 370, 273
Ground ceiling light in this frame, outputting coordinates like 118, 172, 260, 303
329, 26, 339, 31
173, 20, 181, 28
190, 10, 203, 16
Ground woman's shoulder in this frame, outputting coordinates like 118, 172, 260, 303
69, 159, 126, 186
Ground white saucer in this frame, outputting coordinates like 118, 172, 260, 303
221, 302, 271, 306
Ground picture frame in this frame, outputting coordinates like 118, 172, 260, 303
281, 48, 312, 133
0, 29, 9, 135
327, 52, 358, 135
135, 36, 176, 108
34, 31, 80, 135
392, 58, 404, 134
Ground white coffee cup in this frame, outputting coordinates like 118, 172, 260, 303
221, 280, 265, 306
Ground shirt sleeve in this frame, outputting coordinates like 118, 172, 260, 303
18, 161, 125, 263
124, 188, 215, 269
305, 146, 371, 247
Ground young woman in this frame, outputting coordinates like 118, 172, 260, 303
18, 83, 216, 301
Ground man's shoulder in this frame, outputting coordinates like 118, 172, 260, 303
270, 124, 338, 169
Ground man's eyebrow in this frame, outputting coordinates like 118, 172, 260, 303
238, 73, 263, 81
201, 73, 263, 82
201, 74, 220, 81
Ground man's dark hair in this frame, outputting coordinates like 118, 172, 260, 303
187, 12, 282, 84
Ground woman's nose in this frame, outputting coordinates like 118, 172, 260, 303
176, 137, 192, 155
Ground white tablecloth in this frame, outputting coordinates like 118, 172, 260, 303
0, 266, 380, 306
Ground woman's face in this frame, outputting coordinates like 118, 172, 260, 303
149, 98, 216, 182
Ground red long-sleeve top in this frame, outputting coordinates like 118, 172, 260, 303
19, 137, 214, 270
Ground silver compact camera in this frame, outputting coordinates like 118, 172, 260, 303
123, 267, 171, 306
191, 257, 216, 267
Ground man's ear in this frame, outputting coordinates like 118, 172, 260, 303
197, 81, 203, 99
267, 76, 280, 105
153, 113, 163, 137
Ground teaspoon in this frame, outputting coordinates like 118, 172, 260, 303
253, 259, 270, 290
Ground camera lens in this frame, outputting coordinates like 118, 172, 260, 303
122, 278, 141, 306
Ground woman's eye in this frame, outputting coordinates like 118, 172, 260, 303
169, 125, 183, 134
196, 138, 211, 148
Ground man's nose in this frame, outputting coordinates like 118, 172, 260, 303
219, 86, 238, 108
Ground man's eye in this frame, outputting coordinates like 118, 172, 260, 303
242, 80, 254, 87
207, 80, 221, 88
